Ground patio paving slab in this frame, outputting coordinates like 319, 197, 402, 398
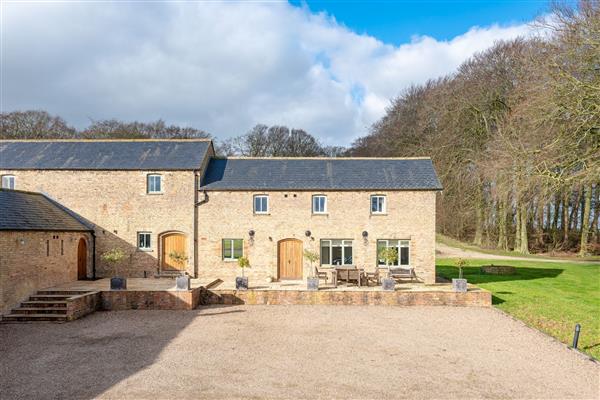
1, 306, 597, 399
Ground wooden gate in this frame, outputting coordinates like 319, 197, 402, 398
277, 239, 303, 280
77, 238, 87, 280
161, 233, 187, 270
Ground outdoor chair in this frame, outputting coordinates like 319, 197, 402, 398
363, 267, 382, 286
314, 266, 329, 285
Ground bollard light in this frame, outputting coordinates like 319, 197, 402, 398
572, 324, 581, 349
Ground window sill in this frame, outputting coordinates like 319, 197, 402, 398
223, 259, 240, 262
138, 248, 153, 252
370, 213, 388, 216
147, 192, 164, 195
312, 212, 329, 216
254, 213, 270, 216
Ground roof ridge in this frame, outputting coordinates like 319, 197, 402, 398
0, 188, 44, 196
0, 138, 213, 142
216, 156, 432, 160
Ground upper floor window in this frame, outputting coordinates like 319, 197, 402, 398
371, 195, 386, 214
377, 239, 410, 267
254, 195, 269, 214
138, 232, 151, 251
312, 195, 327, 214
1, 175, 16, 190
222, 239, 243, 261
147, 174, 162, 194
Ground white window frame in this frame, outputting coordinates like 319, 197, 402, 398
147, 174, 163, 194
371, 195, 386, 214
253, 195, 269, 214
137, 232, 152, 251
222, 238, 244, 261
377, 239, 410, 267
320, 239, 353, 266
1, 175, 16, 190
312, 195, 327, 214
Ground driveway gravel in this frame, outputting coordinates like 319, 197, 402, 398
1, 306, 598, 399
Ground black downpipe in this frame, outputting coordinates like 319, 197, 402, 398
91, 229, 97, 280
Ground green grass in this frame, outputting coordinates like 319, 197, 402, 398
437, 234, 600, 262
437, 257, 600, 359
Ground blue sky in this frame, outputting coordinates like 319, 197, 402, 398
291, 1, 550, 44
2, 1, 546, 145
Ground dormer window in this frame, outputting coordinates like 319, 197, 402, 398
147, 174, 162, 194
254, 195, 269, 214
1, 175, 15, 190
371, 195, 386, 214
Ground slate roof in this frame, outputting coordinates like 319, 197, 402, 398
200, 158, 443, 191
0, 189, 92, 231
0, 140, 212, 170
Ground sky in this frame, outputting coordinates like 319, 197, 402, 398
1, 1, 550, 146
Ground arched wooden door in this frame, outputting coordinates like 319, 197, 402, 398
77, 238, 87, 280
278, 239, 303, 280
161, 233, 187, 270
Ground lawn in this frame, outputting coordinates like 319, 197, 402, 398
436, 258, 600, 360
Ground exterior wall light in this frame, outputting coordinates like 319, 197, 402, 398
305, 230, 311, 237
249, 230, 255, 237
362, 231, 368, 238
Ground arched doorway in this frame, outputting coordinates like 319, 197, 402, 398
277, 238, 303, 280
160, 232, 187, 271
77, 238, 87, 280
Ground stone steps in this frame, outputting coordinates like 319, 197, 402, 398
2, 313, 68, 323
21, 300, 69, 308
2, 290, 75, 323
11, 307, 67, 314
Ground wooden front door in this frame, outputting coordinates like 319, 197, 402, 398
77, 238, 87, 280
278, 239, 303, 280
161, 233, 187, 270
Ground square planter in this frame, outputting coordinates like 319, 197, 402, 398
307, 277, 319, 291
110, 277, 127, 290
176, 275, 191, 291
382, 278, 395, 291
236, 276, 248, 290
452, 278, 467, 293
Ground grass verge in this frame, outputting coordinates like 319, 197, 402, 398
437, 257, 600, 360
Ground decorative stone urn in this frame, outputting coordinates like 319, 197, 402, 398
307, 277, 319, 291
110, 277, 127, 290
176, 274, 191, 291
452, 278, 467, 293
236, 276, 248, 290
382, 277, 395, 291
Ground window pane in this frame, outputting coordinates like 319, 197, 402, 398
344, 245, 353, 265
233, 239, 243, 258
371, 196, 377, 212
400, 247, 409, 265
332, 246, 342, 265
320, 241, 330, 265
139, 235, 144, 248
222, 240, 232, 259
377, 240, 386, 265
254, 197, 260, 211
155, 177, 161, 192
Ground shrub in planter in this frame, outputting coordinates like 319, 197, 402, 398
236, 256, 250, 290
304, 249, 320, 290
378, 247, 398, 291
169, 251, 190, 290
101, 248, 127, 290
452, 258, 468, 293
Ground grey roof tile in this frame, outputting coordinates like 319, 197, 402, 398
0, 140, 211, 170
0, 189, 92, 231
200, 158, 443, 190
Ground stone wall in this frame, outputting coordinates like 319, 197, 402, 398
0, 169, 198, 277
0, 230, 92, 314
197, 190, 437, 284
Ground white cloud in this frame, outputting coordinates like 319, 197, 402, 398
1, 2, 531, 145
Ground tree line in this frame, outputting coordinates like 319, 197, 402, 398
348, 1, 600, 256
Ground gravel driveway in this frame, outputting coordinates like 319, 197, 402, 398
1, 306, 598, 399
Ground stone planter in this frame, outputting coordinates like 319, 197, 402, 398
452, 278, 467, 293
307, 277, 319, 291
110, 277, 127, 290
176, 274, 191, 291
382, 278, 395, 291
236, 276, 248, 290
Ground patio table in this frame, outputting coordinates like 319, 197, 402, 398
334, 266, 364, 287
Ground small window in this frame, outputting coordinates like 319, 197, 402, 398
147, 174, 162, 194
371, 195, 386, 214
312, 195, 327, 214
253, 195, 269, 214
377, 239, 410, 267
138, 232, 151, 250
1, 175, 16, 190
61, 240, 64, 256
222, 239, 243, 261
46, 240, 50, 256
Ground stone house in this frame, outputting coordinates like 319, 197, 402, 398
0, 139, 442, 298
0, 189, 93, 313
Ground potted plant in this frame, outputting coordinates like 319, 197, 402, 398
236, 256, 250, 290
169, 251, 190, 290
452, 258, 468, 292
101, 248, 126, 290
379, 247, 398, 291
304, 249, 320, 291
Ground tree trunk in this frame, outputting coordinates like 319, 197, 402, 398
497, 199, 508, 250
592, 185, 600, 243
552, 193, 560, 231
536, 199, 545, 248
563, 191, 569, 244
579, 184, 592, 256
515, 202, 521, 251
519, 202, 529, 254
569, 187, 581, 231
473, 185, 484, 246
